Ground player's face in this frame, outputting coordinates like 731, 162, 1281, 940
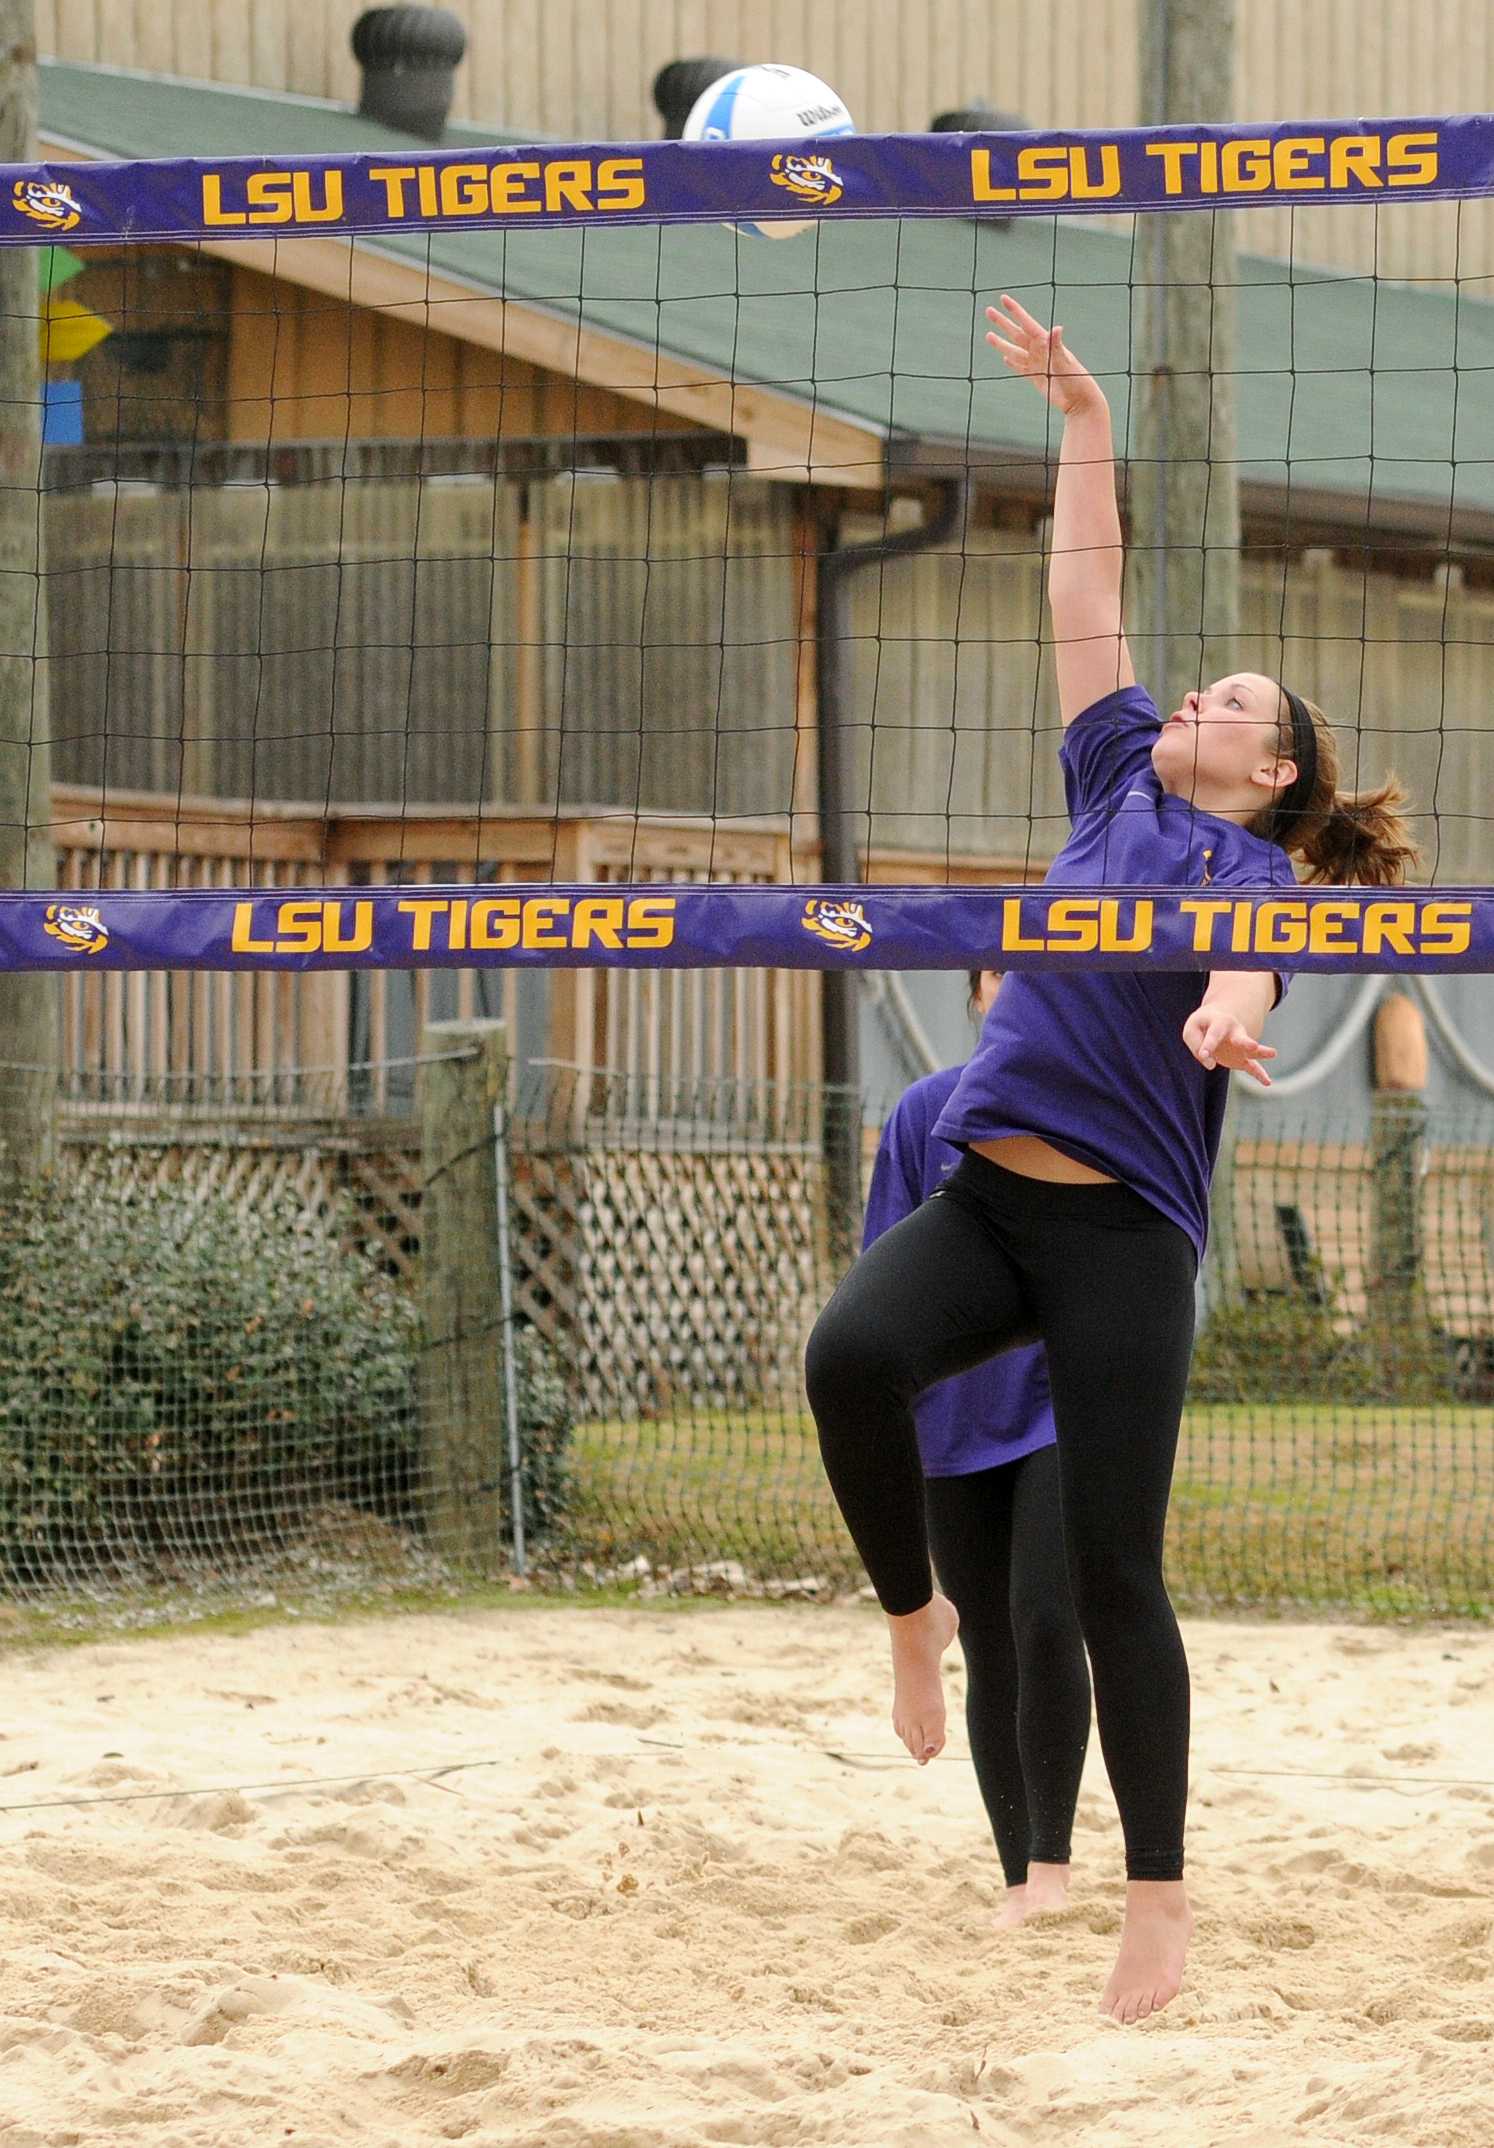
1151, 671, 1294, 808
973, 969, 1002, 1017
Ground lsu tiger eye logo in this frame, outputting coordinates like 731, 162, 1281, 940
43, 902, 109, 955
769, 153, 845, 207
12, 179, 83, 232
802, 897, 873, 954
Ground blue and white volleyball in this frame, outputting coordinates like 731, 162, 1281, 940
682, 64, 855, 238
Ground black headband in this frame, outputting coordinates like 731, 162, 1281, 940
1271, 685, 1319, 838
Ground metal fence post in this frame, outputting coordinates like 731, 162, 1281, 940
493, 1095, 527, 1576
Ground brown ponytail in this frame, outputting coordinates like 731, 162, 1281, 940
1295, 776, 1420, 887
1256, 693, 1420, 888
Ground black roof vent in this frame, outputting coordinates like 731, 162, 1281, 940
352, 7, 468, 141
930, 100, 1026, 137
652, 57, 744, 139
931, 103, 1025, 228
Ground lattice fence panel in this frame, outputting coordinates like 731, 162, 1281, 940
565, 1140, 825, 1418
59, 1113, 424, 1279
506, 1148, 583, 1350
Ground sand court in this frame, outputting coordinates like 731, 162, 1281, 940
0, 1602, 1491, 2147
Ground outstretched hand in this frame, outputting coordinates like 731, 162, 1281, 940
985, 294, 1101, 415
1182, 1007, 1278, 1087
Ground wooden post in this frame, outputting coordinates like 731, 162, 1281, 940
0, 0, 57, 1190
1370, 994, 1429, 1360
1129, 0, 1241, 693
1134, 0, 1242, 1314
1206, 1129, 1239, 1315
508, 480, 543, 806
419, 1018, 508, 1572
548, 818, 597, 1140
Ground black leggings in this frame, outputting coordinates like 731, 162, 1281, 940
925, 1446, 1092, 1889
806, 1151, 1197, 1882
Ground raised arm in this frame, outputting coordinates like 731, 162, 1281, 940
986, 295, 1135, 725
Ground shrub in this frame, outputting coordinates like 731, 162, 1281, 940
0, 1162, 421, 1577
1189, 1285, 1460, 1406
0, 1159, 580, 1581
506, 1322, 575, 1541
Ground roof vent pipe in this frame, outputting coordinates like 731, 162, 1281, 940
352, 7, 468, 141
929, 99, 1025, 135
652, 57, 744, 138
930, 103, 1025, 228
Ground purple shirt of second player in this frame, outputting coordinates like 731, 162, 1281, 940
863, 1065, 1057, 1478
935, 685, 1293, 1260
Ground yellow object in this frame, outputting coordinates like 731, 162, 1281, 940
40, 293, 113, 367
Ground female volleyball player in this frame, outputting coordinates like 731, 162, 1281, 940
806, 294, 1417, 2023
864, 967, 1091, 1929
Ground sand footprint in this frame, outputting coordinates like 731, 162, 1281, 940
1241, 1913, 1317, 1951
179, 1970, 414, 2047
571, 1701, 667, 1728
160, 1790, 258, 1834
1436, 2018, 1494, 2041
271, 1817, 403, 1859
382, 2041, 515, 2096
327, 1780, 410, 1809
843, 1911, 900, 1946
832, 1828, 904, 1873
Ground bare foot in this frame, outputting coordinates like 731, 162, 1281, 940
1100, 1881, 1193, 2025
994, 1885, 1027, 1930
1022, 1862, 1071, 1917
995, 1863, 1071, 1929
887, 1592, 960, 1764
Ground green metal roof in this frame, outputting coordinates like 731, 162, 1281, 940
40, 59, 536, 162
39, 61, 1494, 533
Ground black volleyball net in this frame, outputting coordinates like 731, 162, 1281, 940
0, 111, 1490, 1625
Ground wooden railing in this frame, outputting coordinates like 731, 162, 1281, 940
50, 785, 1041, 1100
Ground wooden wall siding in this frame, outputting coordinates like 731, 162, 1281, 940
38, 3, 1494, 281
840, 518, 1066, 868
48, 491, 194, 800
44, 476, 1494, 882
224, 267, 699, 445
37, 0, 1136, 145
45, 472, 806, 828
531, 473, 803, 822
1238, 551, 1494, 888
1424, 1146, 1494, 1341
845, 530, 1494, 882
1233, 0, 1492, 282
47, 478, 525, 811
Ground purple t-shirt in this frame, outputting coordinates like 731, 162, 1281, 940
934, 685, 1295, 1259
864, 1065, 1056, 1478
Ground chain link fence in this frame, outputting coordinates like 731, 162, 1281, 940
0, 1056, 1490, 1631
